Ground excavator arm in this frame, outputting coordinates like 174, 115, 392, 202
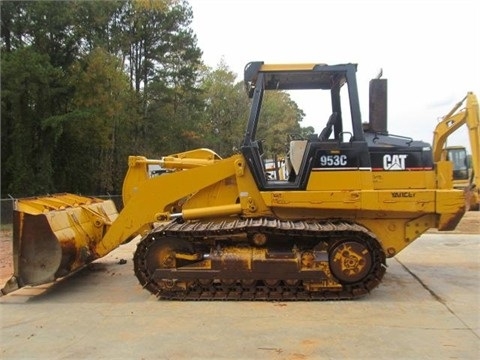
432, 92, 480, 209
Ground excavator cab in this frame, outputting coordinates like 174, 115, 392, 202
444, 146, 470, 181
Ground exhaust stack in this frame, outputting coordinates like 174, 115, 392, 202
369, 78, 388, 133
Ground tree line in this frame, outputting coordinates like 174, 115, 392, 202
1, 0, 309, 198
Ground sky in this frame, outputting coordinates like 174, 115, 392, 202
188, 0, 479, 153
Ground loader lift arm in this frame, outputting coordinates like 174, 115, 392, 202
1, 150, 234, 296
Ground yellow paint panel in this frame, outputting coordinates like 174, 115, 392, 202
263, 189, 436, 214
369, 190, 436, 212
260, 64, 320, 71
306, 171, 373, 191
435, 189, 466, 213
264, 190, 361, 210
371, 171, 436, 189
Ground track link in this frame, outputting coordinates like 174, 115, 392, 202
133, 219, 386, 300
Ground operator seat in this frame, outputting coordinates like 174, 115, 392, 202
318, 112, 338, 141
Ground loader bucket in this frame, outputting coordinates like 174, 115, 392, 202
1, 193, 119, 295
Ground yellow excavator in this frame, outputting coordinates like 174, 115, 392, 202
2, 62, 477, 300
442, 145, 479, 211
433, 93, 479, 211
433, 92, 480, 210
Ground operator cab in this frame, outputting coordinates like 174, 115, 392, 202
241, 61, 434, 191
241, 62, 370, 190
445, 146, 470, 181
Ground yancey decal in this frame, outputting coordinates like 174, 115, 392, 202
391, 192, 415, 198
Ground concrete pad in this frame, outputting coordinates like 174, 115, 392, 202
1, 233, 479, 360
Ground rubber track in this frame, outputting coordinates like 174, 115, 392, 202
134, 219, 387, 301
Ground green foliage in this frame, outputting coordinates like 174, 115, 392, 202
198, 61, 249, 157
1, 47, 67, 196
257, 91, 304, 159
52, 48, 137, 194
0, 0, 311, 198
71, 0, 125, 53
120, 0, 204, 156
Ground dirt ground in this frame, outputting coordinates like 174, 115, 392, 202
451, 210, 480, 233
1, 212, 478, 286
0, 227, 13, 284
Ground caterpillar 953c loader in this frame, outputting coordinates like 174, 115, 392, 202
2, 62, 476, 300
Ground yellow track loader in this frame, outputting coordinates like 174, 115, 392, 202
2, 62, 476, 300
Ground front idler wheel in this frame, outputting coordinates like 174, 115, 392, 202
134, 237, 194, 294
